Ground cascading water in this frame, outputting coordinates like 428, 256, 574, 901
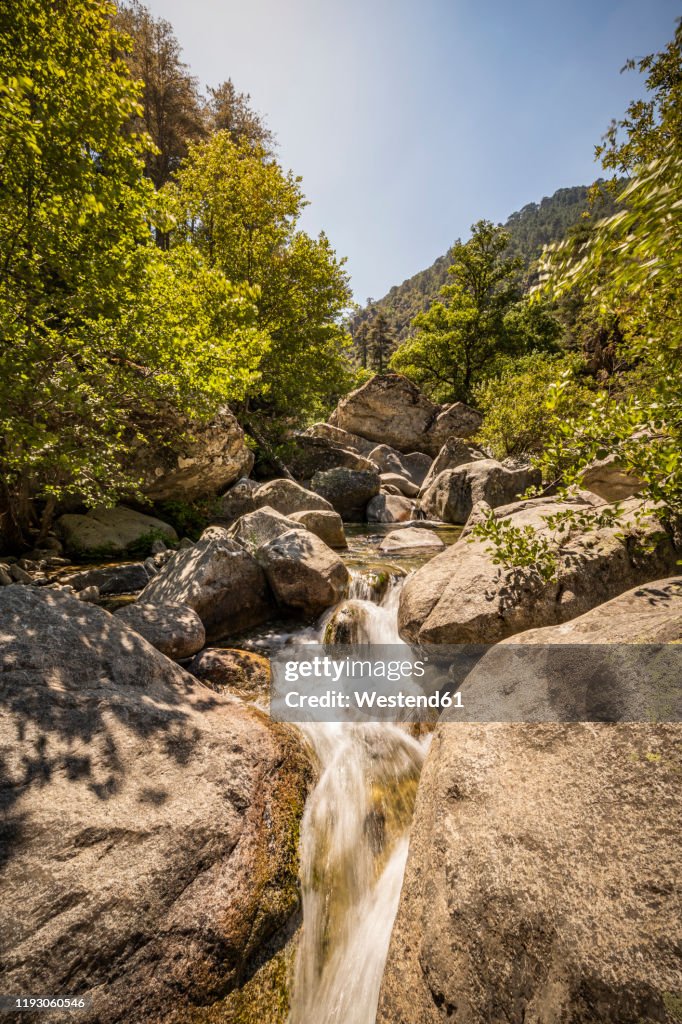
288, 573, 427, 1024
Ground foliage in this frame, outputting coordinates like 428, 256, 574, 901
0, 0, 266, 544
169, 132, 354, 432
469, 509, 559, 583
474, 353, 594, 459
389, 221, 559, 402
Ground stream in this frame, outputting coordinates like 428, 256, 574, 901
236, 524, 459, 1024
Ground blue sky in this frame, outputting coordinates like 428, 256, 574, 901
144, 0, 679, 302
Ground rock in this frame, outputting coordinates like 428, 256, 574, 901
179, 536, 194, 549
115, 602, 206, 660
143, 556, 159, 577
366, 494, 415, 524
253, 478, 334, 516
581, 453, 644, 501
288, 434, 377, 478
9, 563, 31, 583
215, 476, 260, 523
454, 578, 682, 721
229, 505, 307, 554
59, 562, 151, 595
288, 509, 347, 548
0, 565, 12, 586
368, 444, 432, 487
399, 495, 680, 645
0, 586, 311, 1024
379, 585, 682, 1024
323, 601, 372, 644
380, 483, 404, 496
56, 505, 177, 560
188, 647, 271, 696
76, 585, 100, 603
256, 529, 349, 617
150, 539, 167, 554
420, 436, 486, 492
379, 472, 420, 498
329, 373, 482, 455
420, 458, 541, 524
311, 467, 381, 521
199, 524, 232, 542
139, 534, 273, 641
303, 422, 377, 456
379, 527, 445, 554
137, 405, 254, 501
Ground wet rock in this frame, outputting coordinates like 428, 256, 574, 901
137, 405, 254, 501
139, 534, 273, 641
420, 458, 541, 524
420, 436, 486, 492
115, 601, 206, 660
329, 373, 482, 455
60, 562, 151, 595
399, 495, 680, 645
56, 505, 177, 560
253, 478, 334, 516
366, 494, 415, 524
379, 527, 445, 554
0, 586, 311, 1024
380, 583, 682, 1024
288, 509, 347, 548
188, 647, 271, 696
229, 505, 307, 554
311, 467, 381, 521
323, 601, 372, 644
256, 529, 349, 617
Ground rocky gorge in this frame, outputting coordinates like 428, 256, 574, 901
1, 373, 680, 1024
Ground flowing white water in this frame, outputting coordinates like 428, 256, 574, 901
289, 575, 426, 1024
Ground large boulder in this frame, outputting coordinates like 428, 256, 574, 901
380, 473, 420, 498
252, 478, 334, 516
0, 587, 312, 1024
256, 529, 349, 617
368, 444, 432, 487
329, 373, 482, 455
137, 406, 254, 502
287, 434, 376, 479
581, 453, 644, 502
215, 476, 260, 523
57, 562, 151, 595
311, 467, 381, 521
379, 584, 682, 1024
399, 495, 680, 645
138, 534, 272, 641
420, 458, 541, 524
303, 422, 377, 456
228, 505, 306, 554
56, 506, 177, 560
114, 601, 205, 660
419, 436, 486, 493
366, 494, 416, 524
288, 509, 347, 548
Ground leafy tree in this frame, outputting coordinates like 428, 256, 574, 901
206, 79, 273, 151
0, 0, 265, 545
390, 221, 558, 402
169, 132, 354, 434
116, 0, 206, 187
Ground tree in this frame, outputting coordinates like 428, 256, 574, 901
206, 79, 273, 151
115, 1, 206, 188
0, 0, 265, 545
367, 309, 394, 371
169, 132, 354, 434
390, 221, 547, 402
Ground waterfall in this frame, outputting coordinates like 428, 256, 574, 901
289, 575, 426, 1024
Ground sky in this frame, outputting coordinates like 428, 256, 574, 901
144, 0, 679, 303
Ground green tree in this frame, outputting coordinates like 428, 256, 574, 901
367, 309, 394, 372
0, 0, 265, 545
206, 79, 273, 151
170, 132, 354, 435
389, 220, 555, 402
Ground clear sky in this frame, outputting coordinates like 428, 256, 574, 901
144, 0, 679, 303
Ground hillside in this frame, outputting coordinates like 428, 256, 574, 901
355, 183, 618, 344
